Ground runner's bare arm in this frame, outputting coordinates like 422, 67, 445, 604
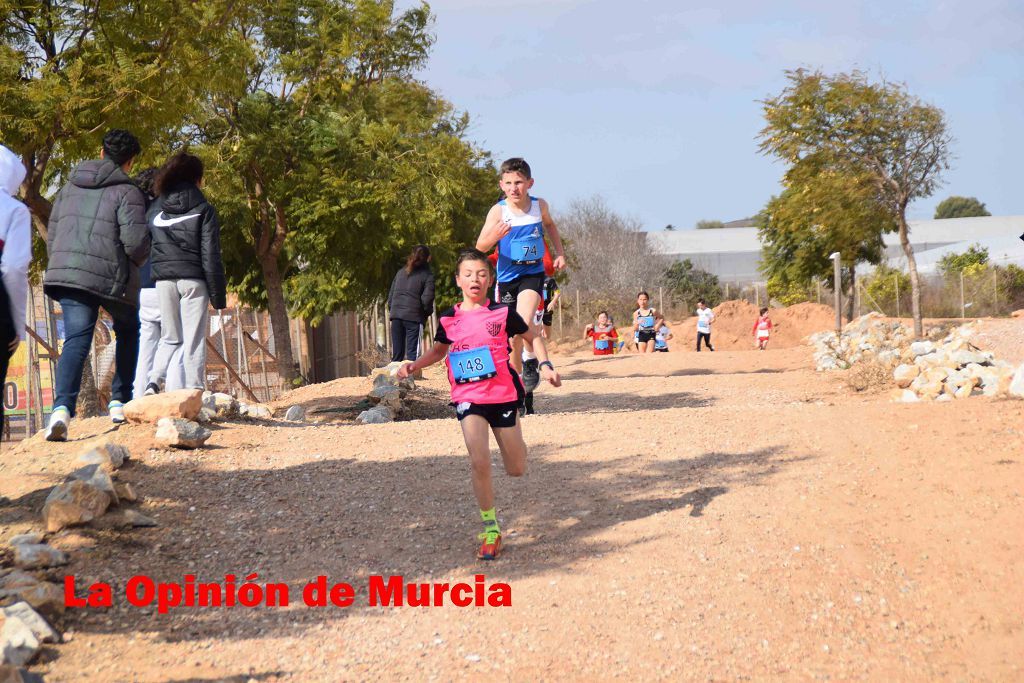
475, 205, 510, 252
539, 199, 566, 270
547, 288, 561, 311
518, 327, 562, 387
398, 342, 450, 379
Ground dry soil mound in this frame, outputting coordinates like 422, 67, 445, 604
671, 300, 835, 351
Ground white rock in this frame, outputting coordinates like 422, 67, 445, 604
1, 603, 58, 644
356, 406, 393, 424
284, 405, 305, 422
12, 545, 67, 570
155, 418, 212, 449
909, 340, 935, 357
6, 534, 43, 548
893, 364, 919, 388
1009, 364, 1024, 398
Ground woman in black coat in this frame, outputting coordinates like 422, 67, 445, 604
387, 245, 434, 362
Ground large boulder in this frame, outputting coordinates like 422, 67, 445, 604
11, 544, 67, 570
202, 391, 239, 419
1009, 364, 1024, 399
75, 441, 129, 473
284, 405, 305, 422
155, 418, 211, 449
0, 602, 58, 666
909, 340, 935, 357
123, 389, 202, 424
240, 403, 273, 420
356, 405, 393, 425
42, 480, 111, 532
893, 364, 920, 388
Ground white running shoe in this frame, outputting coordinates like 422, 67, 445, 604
109, 401, 126, 424
44, 406, 70, 442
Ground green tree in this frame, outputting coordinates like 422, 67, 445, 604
934, 196, 990, 219
937, 244, 989, 277
197, 0, 494, 381
757, 163, 894, 321
695, 219, 724, 230
863, 264, 910, 316
0, 0, 248, 238
662, 259, 722, 307
759, 69, 953, 337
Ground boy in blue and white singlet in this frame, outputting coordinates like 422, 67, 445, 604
476, 158, 565, 395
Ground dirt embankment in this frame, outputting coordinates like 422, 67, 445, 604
671, 300, 836, 350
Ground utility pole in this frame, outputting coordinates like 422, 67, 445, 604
830, 252, 842, 336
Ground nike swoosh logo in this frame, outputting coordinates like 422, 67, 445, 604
502, 411, 513, 418
153, 211, 200, 227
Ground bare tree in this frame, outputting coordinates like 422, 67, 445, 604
557, 196, 668, 306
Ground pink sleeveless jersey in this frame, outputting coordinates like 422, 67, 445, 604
435, 301, 528, 404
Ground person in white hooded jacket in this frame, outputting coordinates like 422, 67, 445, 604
0, 144, 32, 427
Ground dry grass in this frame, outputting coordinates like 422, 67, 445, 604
845, 359, 898, 393
355, 344, 391, 373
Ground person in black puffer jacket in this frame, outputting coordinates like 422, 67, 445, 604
43, 129, 150, 441
387, 245, 435, 362
144, 152, 226, 393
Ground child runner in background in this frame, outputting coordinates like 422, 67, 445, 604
541, 273, 560, 338
752, 307, 773, 350
632, 291, 663, 354
475, 158, 565, 395
654, 322, 673, 352
695, 299, 715, 352
398, 248, 561, 561
584, 311, 617, 356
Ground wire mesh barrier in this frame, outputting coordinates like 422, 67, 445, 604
2, 288, 288, 443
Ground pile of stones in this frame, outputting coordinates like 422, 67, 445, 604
808, 313, 1023, 402
357, 362, 417, 424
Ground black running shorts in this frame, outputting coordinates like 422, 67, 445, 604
497, 274, 545, 305
454, 401, 519, 428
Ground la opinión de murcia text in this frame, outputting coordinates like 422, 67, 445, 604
64, 574, 512, 612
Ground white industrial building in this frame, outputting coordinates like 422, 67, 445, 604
650, 216, 1024, 282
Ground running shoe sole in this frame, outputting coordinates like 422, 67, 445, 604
522, 360, 540, 392
477, 533, 502, 561
45, 421, 68, 442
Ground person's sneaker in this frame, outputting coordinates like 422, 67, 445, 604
44, 406, 70, 442
108, 401, 126, 424
144, 382, 160, 396
477, 530, 502, 560
522, 358, 540, 392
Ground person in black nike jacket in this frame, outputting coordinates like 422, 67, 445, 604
144, 152, 226, 393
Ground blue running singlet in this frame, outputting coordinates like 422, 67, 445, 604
496, 197, 546, 283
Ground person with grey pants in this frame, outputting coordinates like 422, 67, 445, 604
144, 152, 226, 394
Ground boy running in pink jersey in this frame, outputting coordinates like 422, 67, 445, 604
398, 248, 561, 560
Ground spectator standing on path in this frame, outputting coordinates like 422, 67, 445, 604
131, 168, 185, 398
43, 129, 150, 441
387, 244, 435, 363
144, 152, 226, 394
696, 299, 715, 352
0, 145, 32, 427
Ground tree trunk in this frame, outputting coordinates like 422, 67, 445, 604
897, 210, 923, 337
843, 267, 856, 323
76, 354, 100, 418
260, 254, 298, 386
22, 146, 54, 240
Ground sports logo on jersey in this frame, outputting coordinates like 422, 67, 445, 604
530, 226, 541, 238
501, 292, 515, 304
456, 402, 471, 415
486, 322, 503, 337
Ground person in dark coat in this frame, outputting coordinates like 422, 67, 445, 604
387, 245, 435, 362
43, 129, 149, 441
143, 152, 226, 393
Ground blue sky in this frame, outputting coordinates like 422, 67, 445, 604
403, 0, 1023, 231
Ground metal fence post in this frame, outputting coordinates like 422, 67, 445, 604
960, 271, 965, 319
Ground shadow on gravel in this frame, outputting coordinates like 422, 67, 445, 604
560, 367, 788, 381
536, 390, 712, 414
52, 442, 808, 654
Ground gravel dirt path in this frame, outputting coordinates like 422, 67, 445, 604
2, 344, 1022, 681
